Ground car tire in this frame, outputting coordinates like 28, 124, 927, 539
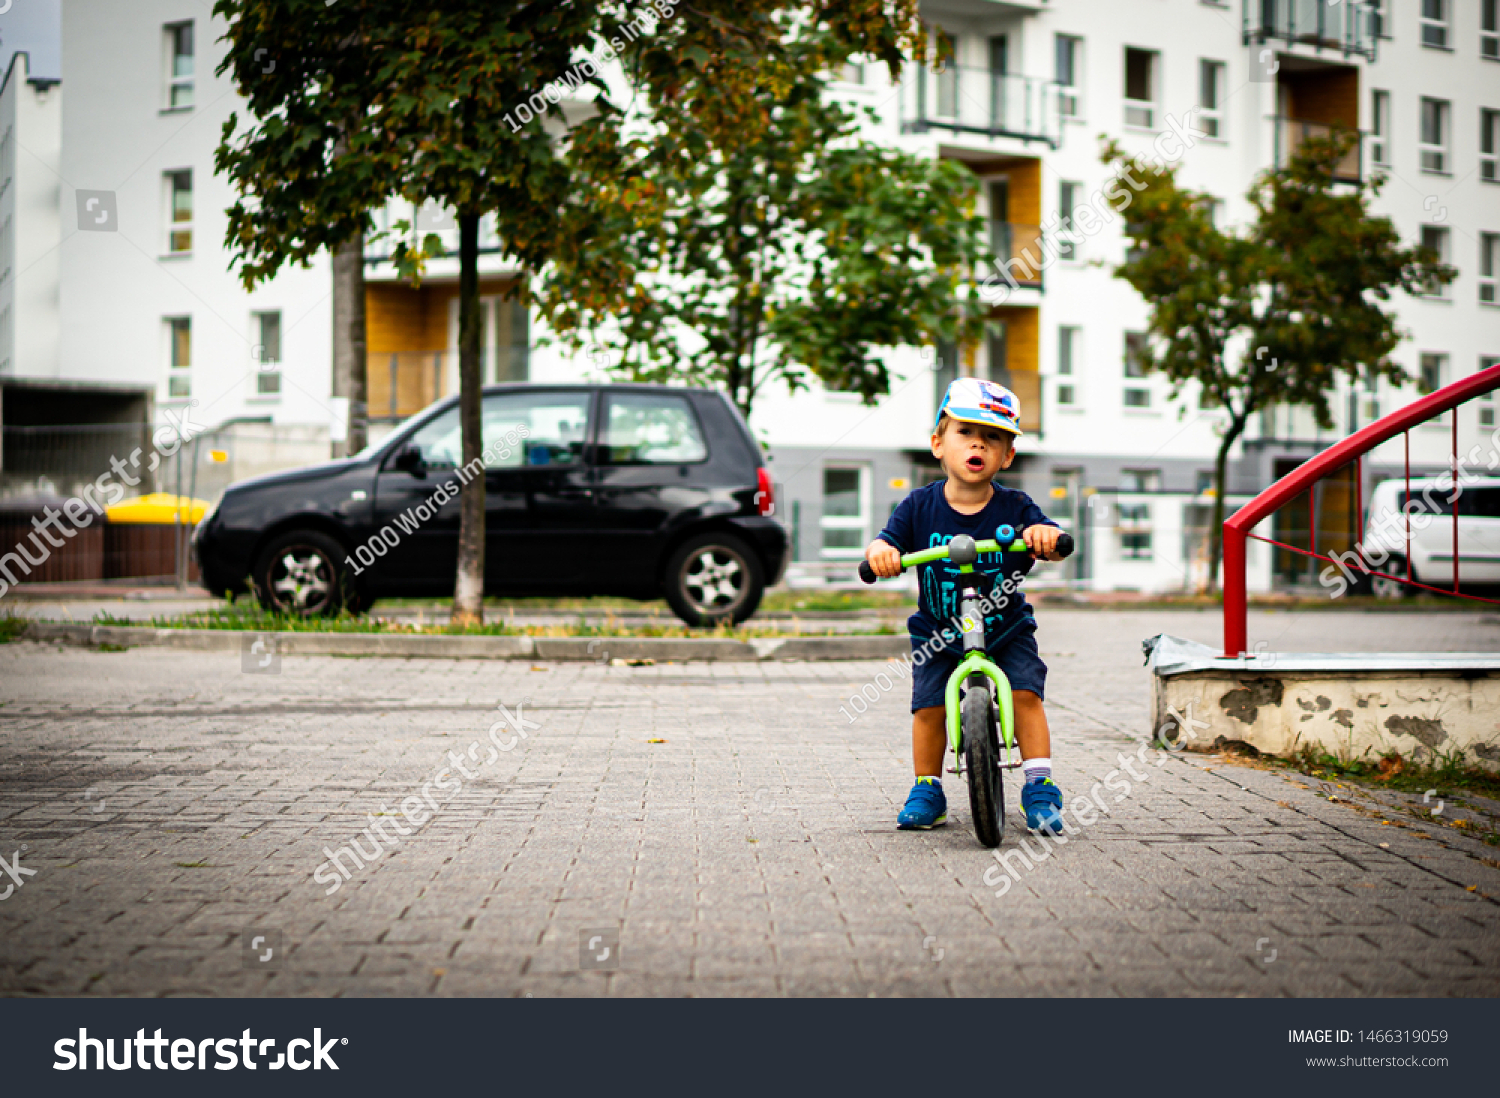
253, 529, 364, 617
663, 531, 765, 627
1369, 557, 1414, 600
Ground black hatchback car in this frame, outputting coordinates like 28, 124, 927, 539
193, 384, 787, 625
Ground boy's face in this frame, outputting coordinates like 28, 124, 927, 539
931, 418, 1016, 485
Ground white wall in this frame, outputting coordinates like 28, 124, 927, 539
0, 52, 63, 377
59, 1, 333, 432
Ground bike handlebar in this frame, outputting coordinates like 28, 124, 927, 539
857, 527, 1075, 584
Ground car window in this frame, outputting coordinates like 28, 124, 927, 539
404, 407, 463, 468
399, 392, 592, 469
483, 391, 592, 468
1466, 487, 1500, 518
600, 393, 707, 465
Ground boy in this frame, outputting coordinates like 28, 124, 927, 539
865, 377, 1066, 835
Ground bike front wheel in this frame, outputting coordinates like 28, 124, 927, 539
962, 676, 1005, 848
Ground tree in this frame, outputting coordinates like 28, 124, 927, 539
538, 34, 989, 418
1102, 131, 1453, 590
214, 1, 925, 624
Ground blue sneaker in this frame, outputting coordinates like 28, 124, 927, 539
1022, 777, 1064, 835
897, 777, 947, 830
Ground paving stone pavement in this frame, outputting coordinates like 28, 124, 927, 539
1, 609, 1498, 998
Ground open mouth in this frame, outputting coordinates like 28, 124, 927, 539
965, 455, 985, 472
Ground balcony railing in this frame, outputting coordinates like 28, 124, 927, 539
366, 348, 530, 421
1244, 0, 1377, 61
901, 65, 1061, 147
1273, 117, 1363, 182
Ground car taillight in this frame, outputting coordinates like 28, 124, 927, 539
755, 468, 775, 516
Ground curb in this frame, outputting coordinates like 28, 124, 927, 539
21, 622, 909, 662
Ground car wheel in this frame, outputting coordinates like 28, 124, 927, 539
253, 529, 362, 617
1370, 557, 1413, 600
663, 532, 765, 627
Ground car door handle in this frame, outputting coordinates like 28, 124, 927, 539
557, 488, 594, 500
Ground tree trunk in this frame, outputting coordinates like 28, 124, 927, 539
451, 213, 485, 626
1206, 416, 1248, 594
331, 232, 368, 457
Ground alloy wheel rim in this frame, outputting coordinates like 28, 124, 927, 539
270, 548, 333, 613
681, 546, 748, 615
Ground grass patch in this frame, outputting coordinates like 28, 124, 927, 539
89, 605, 894, 639
0, 612, 28, 645
761, 589, 915, 613
1274, 745, 1500, 846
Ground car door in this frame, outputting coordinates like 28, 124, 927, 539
368, 404, 464, 595
1460, 485, 1500, 583
591, 389, 713, 578
481, 388, 598, 591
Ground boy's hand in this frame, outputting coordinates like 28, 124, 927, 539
1023, 524, 1064, 561
865, 539, 904, 578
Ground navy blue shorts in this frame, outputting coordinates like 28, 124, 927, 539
909, 628, 1047, 712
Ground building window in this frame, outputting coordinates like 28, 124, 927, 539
1124, 331, 1150, 407
1421, 225, 1451, 295
1057, 325, 1079, 406
1055, 35, 1082, 118
1485, 0, 1499, 58
1421, 0, 1451, 48
1370, 0, 1390, 38
1481, 359, 1500, 427
985, 320, 1008, 383
1371, 90, 1390, 166
164, 22, 194, 109
1419, 353, 1447, 394
840, 59, 864, 84
935, 31, 958, 118
1117, 501, 1152, 560
253, 311, 282, 395
1481, 233, 1499, 304
820, 466, 869, 558
1420, 97, 1450, 172
1203, 197, 1226, 228
1058, 181, 1081, 261
1197, 60, 1225, 139
1483, 109, 1499, 181
1121, 468, 1161, 492
166, 317, 191, 398
1123, 48, 1157, 129
164, 170, 192, 253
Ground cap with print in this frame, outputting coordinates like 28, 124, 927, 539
935, 377, 1023, 436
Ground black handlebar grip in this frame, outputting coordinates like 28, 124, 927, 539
858, 560, 878, 584
1055, 532, 1075, 559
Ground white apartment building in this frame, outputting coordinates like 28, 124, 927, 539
2, 0, 1495, 593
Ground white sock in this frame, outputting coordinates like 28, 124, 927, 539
1023, 757, 1052, 782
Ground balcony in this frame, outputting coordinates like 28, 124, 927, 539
1273, 117, 1363, 182
989, 223, 1045, 288
901, 65, 1061, 147
1244, 0, 1377, 61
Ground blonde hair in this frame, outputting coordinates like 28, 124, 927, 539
934, 414, 1015, 450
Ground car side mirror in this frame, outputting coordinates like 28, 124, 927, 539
392, 445, 426, 478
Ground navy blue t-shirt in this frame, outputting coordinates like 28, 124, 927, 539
876, 480, 1058, 654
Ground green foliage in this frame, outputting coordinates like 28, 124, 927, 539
1101, 130, 1455, 584
538, 31, 990, 416
0, 612, 28, 645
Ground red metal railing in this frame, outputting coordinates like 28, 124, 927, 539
1223, 363, 1500, 655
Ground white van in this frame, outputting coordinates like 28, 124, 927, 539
1358, 476, 1500, 597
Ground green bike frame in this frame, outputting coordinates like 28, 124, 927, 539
899, 536, 1027, 771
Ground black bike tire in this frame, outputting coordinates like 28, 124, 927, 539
962, 675, 1005, 848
